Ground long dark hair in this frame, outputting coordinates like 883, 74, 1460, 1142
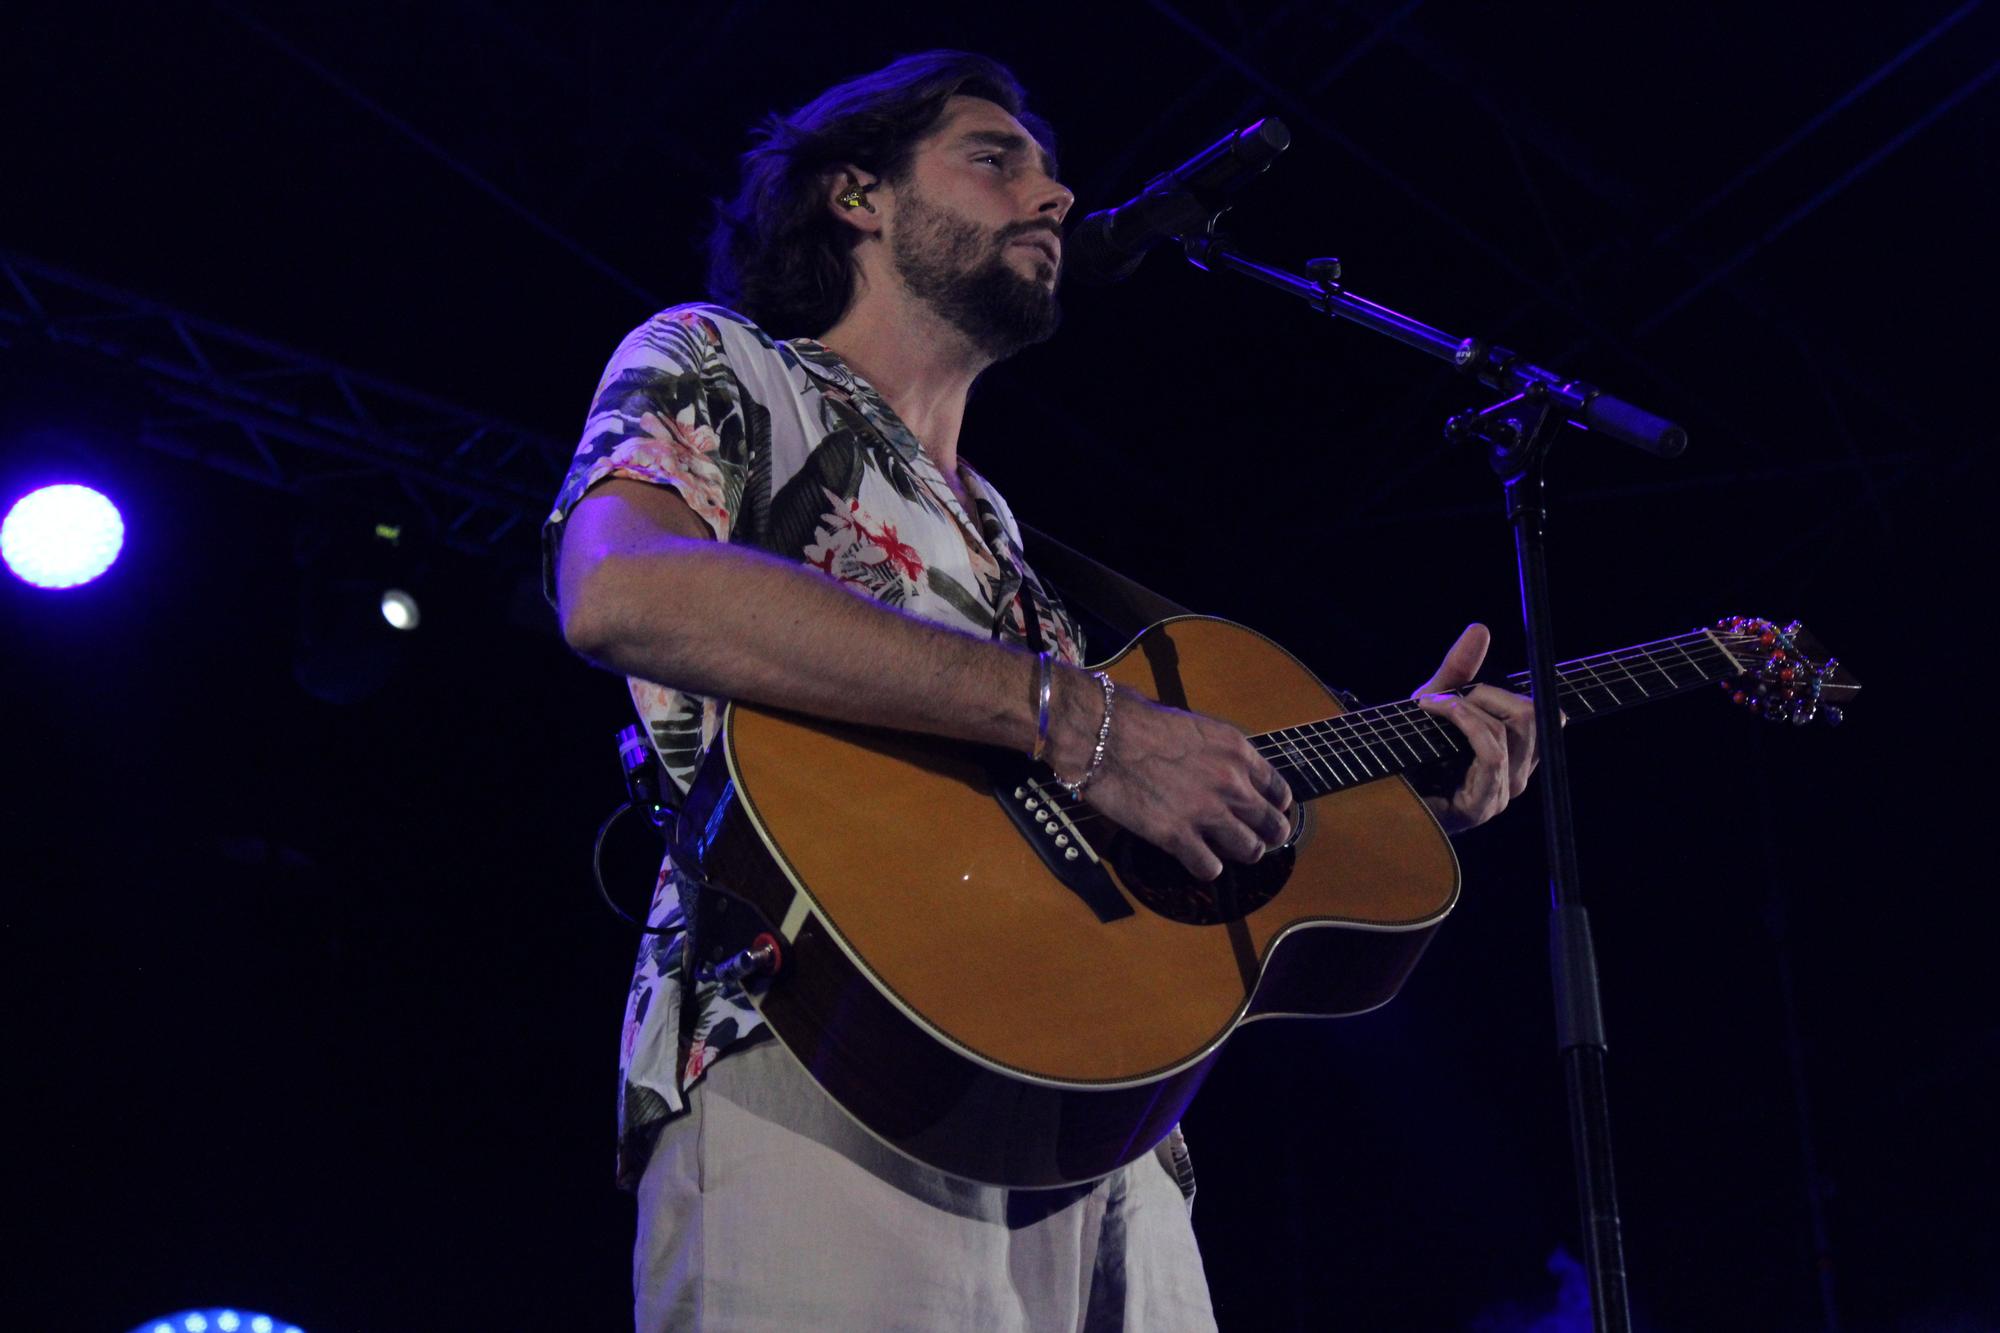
707, 50, 1055, 338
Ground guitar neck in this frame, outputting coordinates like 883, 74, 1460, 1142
1256, 627, 1759, 800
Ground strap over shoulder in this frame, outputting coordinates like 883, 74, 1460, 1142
1018, 522, 1192, 643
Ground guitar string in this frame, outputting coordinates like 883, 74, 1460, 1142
1246, 637, 1756, 768
1074, 637, 1766, 806
1245, 646, 1755, 785
1496, 635, 1768, 695
1037, 633, 1780, 838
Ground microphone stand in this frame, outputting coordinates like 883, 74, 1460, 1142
1177, 218, 1687, 1333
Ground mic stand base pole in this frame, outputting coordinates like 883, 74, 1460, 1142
1181, 229, 1676, 1329
1448, 394, 1633, 1332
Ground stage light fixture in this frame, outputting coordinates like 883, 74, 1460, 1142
127, 1311, 301, 1333
1, 483, 124, 587
379, 587, 421, 630
292, 518, 431, 703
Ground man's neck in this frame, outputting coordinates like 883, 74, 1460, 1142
817, 290, 989, 479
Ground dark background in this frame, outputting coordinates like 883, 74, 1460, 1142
5, 2, 1993, 1329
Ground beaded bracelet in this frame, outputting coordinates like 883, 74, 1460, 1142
1057, 671, 1116, 798
1029, 651, 1053, 763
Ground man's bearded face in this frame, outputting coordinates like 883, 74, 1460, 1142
889, 180, 1062, 362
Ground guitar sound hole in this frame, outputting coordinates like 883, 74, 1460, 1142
1108, 816, 1299, 925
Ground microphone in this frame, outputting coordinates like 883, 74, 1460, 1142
1066, 117, 1290, 284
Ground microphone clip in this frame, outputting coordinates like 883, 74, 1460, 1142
1067, 116, 1290, 285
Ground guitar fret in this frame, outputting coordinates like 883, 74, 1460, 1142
1275, 726, 1340, 794
1267, 730, 1307, 791
1573, 679, 1620, 713
1611, 651, 1663, 696
1300, 727, 1348, 794
1656, 638, 1708, 688
1640, 643, 1690, 690
1332, 715, 1392, 777
1386, 703, 1454, 763
1296, 728, 1344, 788
1371, 715, 1416, 768
1348, 707, 1419, 770
1612, 655, 1656, 698
1621, 644, 1682, 694
1316, 720, 1370, 785
1668, 636, 1712, 684
1266, 728, 1309, 792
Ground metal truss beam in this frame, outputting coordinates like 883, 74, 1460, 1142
214, 1, 665, 308
1158, 0, 1966, 541
1140, 0, 1802, 484
1, 250, 569, 557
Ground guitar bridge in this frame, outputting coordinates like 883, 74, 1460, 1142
989, 764, 1134, 923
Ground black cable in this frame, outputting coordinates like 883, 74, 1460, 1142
591, 801, 785, 947
592, 801, 675, 933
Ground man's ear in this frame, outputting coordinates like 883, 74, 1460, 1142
826, 168, 882, 233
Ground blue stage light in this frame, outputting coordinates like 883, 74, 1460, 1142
125, 1310, 304, 1333
2, 483, 124, 587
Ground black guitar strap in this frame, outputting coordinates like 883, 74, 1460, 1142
1017, 522, 1193, 647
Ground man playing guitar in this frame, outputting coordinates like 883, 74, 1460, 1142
548, 49, 1537, 1331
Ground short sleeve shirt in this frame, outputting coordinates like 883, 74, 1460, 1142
541, 305, 1085, 1187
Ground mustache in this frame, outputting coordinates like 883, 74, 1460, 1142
998, 220, 1063, 244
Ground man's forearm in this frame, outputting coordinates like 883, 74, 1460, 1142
558, 481, 1297, 880
558, 489, 1100, 770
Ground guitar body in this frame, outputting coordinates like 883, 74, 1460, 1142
678, 616, 1460, 1188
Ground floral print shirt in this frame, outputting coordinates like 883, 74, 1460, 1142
542, 305, 1085, 1188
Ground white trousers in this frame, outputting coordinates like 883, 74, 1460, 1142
634, 1039, 1219, 1332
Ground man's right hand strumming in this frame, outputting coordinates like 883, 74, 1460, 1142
1045, 672, 1295, 882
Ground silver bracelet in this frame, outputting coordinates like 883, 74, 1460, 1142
1057, 671, 1116, 798
1029, 651, 1053, 762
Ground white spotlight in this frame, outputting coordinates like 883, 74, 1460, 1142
379, 587, 421, 631
2, 483, 124, 587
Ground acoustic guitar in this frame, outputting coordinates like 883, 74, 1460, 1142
673, 615, 1856, 1189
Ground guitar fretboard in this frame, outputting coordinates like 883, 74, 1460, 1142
1253, 628, 1758, 800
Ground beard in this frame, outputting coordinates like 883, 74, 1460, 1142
889, 185, 1062, 363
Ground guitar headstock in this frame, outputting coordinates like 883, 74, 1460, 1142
1714, 616, 1861, 726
